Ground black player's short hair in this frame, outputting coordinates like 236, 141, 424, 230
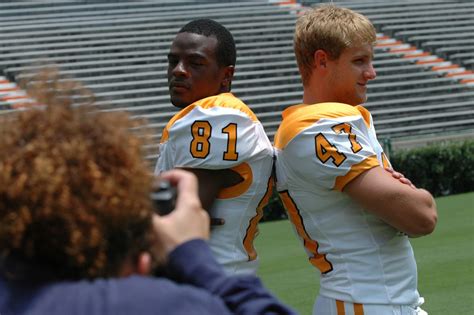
179, 19, 236, 67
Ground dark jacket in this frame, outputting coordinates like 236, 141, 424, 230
0, 239, 296, 315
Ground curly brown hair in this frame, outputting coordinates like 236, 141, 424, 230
0, 69, 155, 280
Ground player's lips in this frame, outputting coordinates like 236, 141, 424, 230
170, 81, 190, 92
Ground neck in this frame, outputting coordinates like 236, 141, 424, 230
302, 83, 325, 105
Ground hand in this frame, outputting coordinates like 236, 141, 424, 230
152, 169, 210, 254
384, 167, 416, 189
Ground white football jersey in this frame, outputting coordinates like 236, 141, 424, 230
156, 93, 273, 275
274, 102, 420, 305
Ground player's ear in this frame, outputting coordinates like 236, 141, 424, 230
221, 65, 235, 91
314, 50, 328, 69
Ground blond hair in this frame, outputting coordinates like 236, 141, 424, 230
294, 4, 376, 85
0, 69, 156, 280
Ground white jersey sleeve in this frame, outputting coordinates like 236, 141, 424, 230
279, 110, 379, 192
158, 106, 264, 171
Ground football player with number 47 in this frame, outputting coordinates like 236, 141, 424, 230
274, 4, 437, 315
155, 19, 273, 275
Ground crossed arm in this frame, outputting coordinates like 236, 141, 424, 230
344, 166, 438, 237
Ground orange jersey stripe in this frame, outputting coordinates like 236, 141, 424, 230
336, 300, 345, 315
242, 175, 274, 261
279, 191, 333, 273
354, 303, 364, 315
381, 152, 391, 169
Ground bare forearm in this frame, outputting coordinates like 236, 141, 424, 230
345, 167, 438, 237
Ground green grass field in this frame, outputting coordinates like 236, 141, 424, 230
256, 192, 474, 314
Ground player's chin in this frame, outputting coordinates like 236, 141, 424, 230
357, 86, 368, 99
170, 95, 191, 108
355, 91, 368, 105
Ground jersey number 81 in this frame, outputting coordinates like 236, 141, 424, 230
190, 120, 239, 161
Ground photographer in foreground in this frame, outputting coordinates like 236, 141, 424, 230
0, 70, 296, 315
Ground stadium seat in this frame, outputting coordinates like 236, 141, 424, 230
0, 0, 472, 151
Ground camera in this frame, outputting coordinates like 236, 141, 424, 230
150, 179, 177, 215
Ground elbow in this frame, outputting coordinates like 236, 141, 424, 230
416, 212, 438, 236
407, 190, 438, 237
407, 206, 438, 237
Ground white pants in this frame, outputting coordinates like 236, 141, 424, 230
313, 295, 428, 315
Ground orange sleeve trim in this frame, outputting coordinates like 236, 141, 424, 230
334, 155, 379, 191
217, 162, 253, 199
279, 191, 333, 273
381, 152, 391, 168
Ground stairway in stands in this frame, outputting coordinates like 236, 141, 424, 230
0, 0, 472, 155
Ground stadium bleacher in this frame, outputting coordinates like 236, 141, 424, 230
0, 0, 472, 157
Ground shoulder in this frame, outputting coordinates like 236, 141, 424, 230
162, 93, 259, 143
177, 93, 257, 124
275, 103, 371, 150
197, 93, 257, 120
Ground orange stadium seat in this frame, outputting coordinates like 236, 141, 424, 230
0, 0, 472, 156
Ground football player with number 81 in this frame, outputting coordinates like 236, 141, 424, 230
274, 4, 438, 315
155, 19, 273, 275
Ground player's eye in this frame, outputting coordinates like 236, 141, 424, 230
189, 58, 206, 67
167, 56, 178, 66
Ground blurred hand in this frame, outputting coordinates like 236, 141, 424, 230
152, 169, 210, 254
384, 167, 416, 189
